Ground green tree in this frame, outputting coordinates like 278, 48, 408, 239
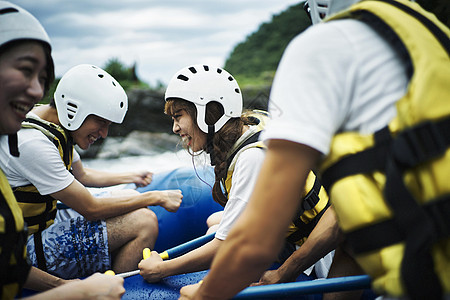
224, 2, 310, 86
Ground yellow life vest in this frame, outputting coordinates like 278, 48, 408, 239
0, 168, 30, 299
223, 111, 330, 246
13, 116, 73, 236
320, 0, 450, 298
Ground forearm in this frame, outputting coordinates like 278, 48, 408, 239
86, 191, 162, 220
163, 239, 219, 277
277, 207, 342, 281
54, 181, 164, 220
24, 267, 67, 292
77, 168, 137, 188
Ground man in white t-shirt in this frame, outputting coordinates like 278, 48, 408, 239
0, 64, 183, 279
179, 0, 450, 299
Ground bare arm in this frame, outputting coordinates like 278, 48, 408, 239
255, 206, 343, 285
71, 160, 153, 188
191, 140, 320, 300
24, 267, 69, 292
25, 273, 124, 300
51, 179, 182, 221
139, 238, 222, 282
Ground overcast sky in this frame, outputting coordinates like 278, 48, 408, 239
14, 0, 301, 87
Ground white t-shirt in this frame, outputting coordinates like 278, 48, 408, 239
0, 114, 80, 195
262, 19, 408, 154
215, 147, 265, 240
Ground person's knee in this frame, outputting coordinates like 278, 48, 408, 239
133, 208, 158, 232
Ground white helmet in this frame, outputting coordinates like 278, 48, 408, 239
54, 64, 128, 130
165, 64, 242, 134
0, 1, 51, 48
307, 0, 360, 24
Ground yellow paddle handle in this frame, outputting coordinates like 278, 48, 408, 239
159, 251, 169, 260
143, 247, 151, 260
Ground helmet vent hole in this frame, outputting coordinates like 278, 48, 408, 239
203, 65, 209, 71
235, 88, 240, 94
98, 74, 104, 78
0, 8, 19, 15
67, 102, 78, 109
177, 75, 189, 81
228, 76, 234, 82
61, 94, 65, 98
112, 81, 116, 86
120, 102, 124, 108
188, 67, 197, 74
216, 68, 222, 74
68, 114, 74, 120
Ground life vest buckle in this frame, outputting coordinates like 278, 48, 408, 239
393, 120, 447, 169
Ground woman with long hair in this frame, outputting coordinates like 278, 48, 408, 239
138, 64, 341, 287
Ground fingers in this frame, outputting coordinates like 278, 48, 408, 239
134, 171, 153, 187
163, 190, 183, 212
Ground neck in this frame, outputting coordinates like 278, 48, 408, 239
31, 104, 61, 126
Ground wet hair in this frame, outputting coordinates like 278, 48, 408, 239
0, 39, 55, 95
165, 98, 255, 207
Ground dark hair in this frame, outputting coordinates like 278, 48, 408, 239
165, 98, 255, 207
0, 39, 55, 96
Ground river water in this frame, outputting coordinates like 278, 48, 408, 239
82, 149, 213, 192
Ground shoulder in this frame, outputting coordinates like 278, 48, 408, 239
233, 146, 265, 174
17, 128, 56, 153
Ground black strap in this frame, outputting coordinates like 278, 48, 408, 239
385, 126, 445, 299
13, 190, 55, 228
220, 131, 262, 198
287, 204, 330, 244
322, 118, 450, 191
322, 118, 450, 299
347, 196, 450, 254
207, 125, 216, 166
292, 175, 322, 221
226, 131, 262, 167
376, 0, 450, 55
0, 193, 30, 295
33, 232, 47, 272
8, 134, 20, 157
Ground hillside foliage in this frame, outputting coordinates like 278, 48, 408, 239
224, 2, 310, 87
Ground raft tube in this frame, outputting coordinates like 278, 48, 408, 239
135, 166, 223, 252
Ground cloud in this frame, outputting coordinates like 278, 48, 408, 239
14, 0, 300, 86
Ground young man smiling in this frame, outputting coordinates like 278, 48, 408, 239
0, 64, 183, 280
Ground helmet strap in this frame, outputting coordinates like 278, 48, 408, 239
8, 133, 20, 157
207, 124, 216, 166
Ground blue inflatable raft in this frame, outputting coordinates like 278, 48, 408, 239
21, 166, 377, 299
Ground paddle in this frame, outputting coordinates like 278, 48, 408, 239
159, 232, 215, 260
105, 248, 152, 277
232, 275, 372, 299
108, 232, 216, 278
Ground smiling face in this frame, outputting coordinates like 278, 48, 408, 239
0, 41, 48, 135
71, 114, 111, 150
171, 108, 207, 152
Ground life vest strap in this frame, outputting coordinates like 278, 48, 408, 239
346, 195, 450, 254
294, 175, 322, 218
33, 232, 47, 272
287, 204, 330, 245
322, 117, 450, 191
376, 0, 450, 54
23, 117, 73, 169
